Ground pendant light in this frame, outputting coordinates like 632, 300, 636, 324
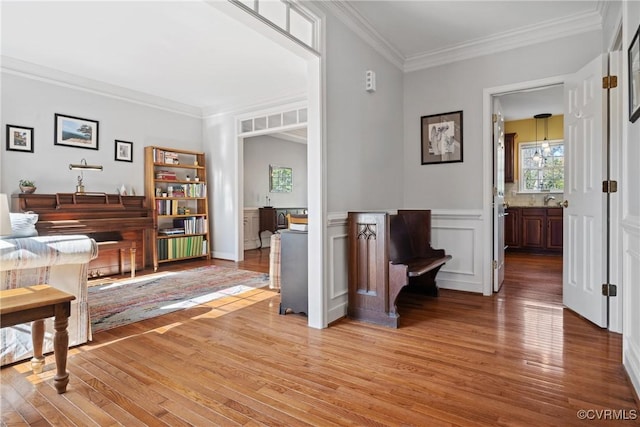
540, 113, 552, 156
532, 114, 542, 165
533, 113, 551, 165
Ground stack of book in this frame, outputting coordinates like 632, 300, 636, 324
155, 170, 177, 180
158, 227, 185, 236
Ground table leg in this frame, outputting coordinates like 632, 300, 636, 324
119, 248, 125, 276
52, 303, 71, 394
130, 247, 136, 278
30, 319, 45, 374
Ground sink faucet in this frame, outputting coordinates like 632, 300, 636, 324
544, 194, 556, 205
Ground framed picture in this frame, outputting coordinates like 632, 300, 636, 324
54, 113, 99, 150
269, 165, 292, 193
420, 110, 463, 165
115, 140, 133, 162
629, 24, 640, 123
6, 125, 34, 153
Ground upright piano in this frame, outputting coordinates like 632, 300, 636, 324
12, 193, 154, 277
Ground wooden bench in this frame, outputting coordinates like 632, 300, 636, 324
96, 239, 136, 278
348, 210, 451, 328
0, 285, 75, 393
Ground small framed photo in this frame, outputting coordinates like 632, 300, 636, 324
420, 110, 463, 165
629, 24, 640, 123
54, 113, 99, 150
6, 125, 34, 153
115, 140, 133, 162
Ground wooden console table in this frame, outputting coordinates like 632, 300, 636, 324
258, 207, 307, 248
0, 285, 75, 393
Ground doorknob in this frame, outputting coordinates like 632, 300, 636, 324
562, 200, 569, 208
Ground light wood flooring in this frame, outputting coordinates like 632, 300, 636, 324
1, 250, 639, 426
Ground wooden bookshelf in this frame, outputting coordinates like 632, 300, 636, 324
144, 146, 210, 271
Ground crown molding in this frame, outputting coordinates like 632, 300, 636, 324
319, 0, 404, 70
404, 10, 603, 72
202, 93, 307, 119
1, 56, 203, 118
320, 2, 603, 74
2, 56, 309, 121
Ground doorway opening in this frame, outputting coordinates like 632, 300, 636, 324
241, 125, 308, 252
495, 85, 565, 302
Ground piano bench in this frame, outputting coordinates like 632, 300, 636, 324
96, 240, 136, 278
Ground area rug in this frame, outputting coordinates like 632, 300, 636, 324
89, 265, 269, 333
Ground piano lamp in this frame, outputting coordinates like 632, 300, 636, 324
69, 158, 103, 193
0, 193, 12, 237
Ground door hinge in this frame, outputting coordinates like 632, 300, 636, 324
602, 284, 617, 297
493, 187, 498, 197
492, 113, 498, 123
492, 260, 498, 269
602, 75, 618, 89
602, 180, 618, 193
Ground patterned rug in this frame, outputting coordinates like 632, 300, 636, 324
89, 265, 269, 333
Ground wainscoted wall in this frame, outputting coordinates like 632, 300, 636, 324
622, 219, 640, 395
326, 209, 485, 324
243, 208, 260, 250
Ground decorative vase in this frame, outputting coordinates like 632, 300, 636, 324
20, 186, 36, 194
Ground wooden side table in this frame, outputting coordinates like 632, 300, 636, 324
0, 285, 76, 394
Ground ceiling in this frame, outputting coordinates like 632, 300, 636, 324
1, 1, 603, 119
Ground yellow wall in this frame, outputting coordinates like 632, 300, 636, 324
505, 115, 564, 180
505, 115, 564, 142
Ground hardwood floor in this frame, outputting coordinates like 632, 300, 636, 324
2, 249, 638, 426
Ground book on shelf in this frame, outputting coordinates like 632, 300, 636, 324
152, 148, 179, 165
155, 170, 177, 180
157, 235, 206, 261
158, 227, 185, 235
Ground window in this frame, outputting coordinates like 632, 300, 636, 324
519, 140, 564, 192
230, 0, 319, 53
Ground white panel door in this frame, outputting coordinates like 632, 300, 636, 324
493, 98, 505, 292
563, 54, 607, 327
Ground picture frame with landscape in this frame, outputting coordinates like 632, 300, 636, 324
6, 124, 34, 153
54, 113, 99, 150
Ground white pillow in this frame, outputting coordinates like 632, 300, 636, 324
9, 212, 39, 237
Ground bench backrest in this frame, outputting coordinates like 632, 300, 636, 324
389, 210, 433, 262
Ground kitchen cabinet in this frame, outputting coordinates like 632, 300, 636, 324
505, 207, 520, 248
505, 207, 562, 252
521, 208, 546, 249
546, 208, 563, 250
504, 133, 517, 183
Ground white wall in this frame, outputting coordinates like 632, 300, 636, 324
621, 0, 640, 402
317, 6, 405, 322
202, 113, 237, 260
403, 31, 602, 210
0, 73, 202, 195
243, 135, 307, 208
323, 10, 405, 213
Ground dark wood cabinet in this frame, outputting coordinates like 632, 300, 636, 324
505, 206, 562, 252
521, 208, 545, 249
546, 208, 563, 250
258, 207, 307, 247
504, 133, 517, 183
505, 208, 520, 248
